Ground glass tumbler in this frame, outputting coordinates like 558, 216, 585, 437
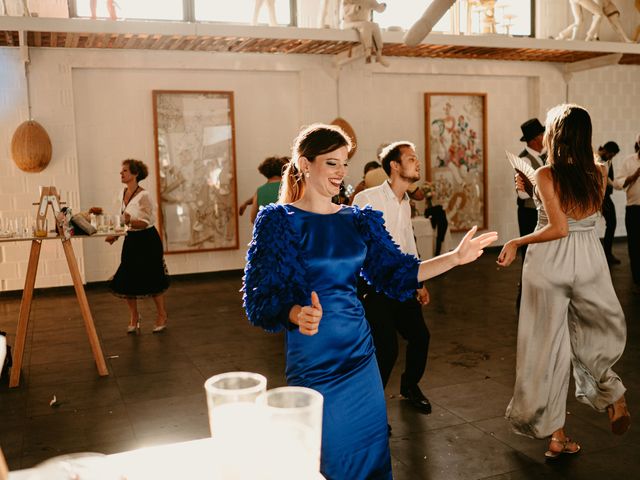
204, 372, 267, 437
34, 217, 48, 238
256, 386, 324, 476
204, 372, 268, 478
96, 215, 108, 234
114, 214, 126, 233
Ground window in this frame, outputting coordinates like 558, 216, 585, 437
468, 1, 533, 37
71, 1, 531, 36
74, 0, 183, 21
376, 0, 453, 33
375, 0, 533, 37
72, 0, 295, 26
195, 0, 293, 26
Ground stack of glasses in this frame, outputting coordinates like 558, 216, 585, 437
204, 372, 324, 479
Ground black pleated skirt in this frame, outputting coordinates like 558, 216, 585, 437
109, 227, 170, 298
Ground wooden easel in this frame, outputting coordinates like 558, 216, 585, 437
9, 186, 108, 388
0, 447, 8, 480
36, 186, 62, 232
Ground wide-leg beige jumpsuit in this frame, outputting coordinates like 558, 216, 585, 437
506, 204, 627, 438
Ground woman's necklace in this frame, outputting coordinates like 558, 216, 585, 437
122, 185, 140, 212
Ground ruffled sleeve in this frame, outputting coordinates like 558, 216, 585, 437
242, 205, 310, 333
354, 205, 420, 302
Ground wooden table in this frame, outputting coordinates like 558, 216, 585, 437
0, 232, 125, 388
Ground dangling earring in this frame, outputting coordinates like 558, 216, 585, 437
305, 171, 310, 178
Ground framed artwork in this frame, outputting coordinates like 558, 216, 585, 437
424, 92, 487, 232
153, 90, 238, 253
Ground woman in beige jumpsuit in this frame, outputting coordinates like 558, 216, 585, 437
498, 104, 630, 459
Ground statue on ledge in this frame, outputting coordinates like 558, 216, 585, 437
253, 0, 277, 26
342, 0, 389, 67
319, 0, 341, 28
555, 0, 633, 43
0, 0, 30, 16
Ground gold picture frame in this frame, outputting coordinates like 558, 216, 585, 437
424, 92, 488, 232
153, 90, 239, 253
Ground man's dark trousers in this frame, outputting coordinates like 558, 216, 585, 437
602, 194, 617, 259
626, 205, 640, 285
517, 202, 538, 259
362, 288, 429, 389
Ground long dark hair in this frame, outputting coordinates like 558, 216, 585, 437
279, 124, 352, 204
544, 104, 603, 215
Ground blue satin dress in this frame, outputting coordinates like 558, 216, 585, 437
243, 204, 420, 480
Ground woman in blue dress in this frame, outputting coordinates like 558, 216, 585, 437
243, 124, 497, 479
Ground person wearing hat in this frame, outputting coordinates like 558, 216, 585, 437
516, 118, 547, 259
613, 134, 640, 293
513, 118, 547, 311
597, 141, 621, 265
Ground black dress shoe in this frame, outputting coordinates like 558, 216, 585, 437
400, 385, 432, 415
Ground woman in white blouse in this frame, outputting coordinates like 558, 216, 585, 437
106, 159, 170, 333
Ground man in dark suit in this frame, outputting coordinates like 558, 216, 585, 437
597, 141, 621, 265
516, 118, 546, 259
515, 119, 546, 311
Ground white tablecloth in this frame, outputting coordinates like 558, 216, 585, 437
9, 437, 325, 479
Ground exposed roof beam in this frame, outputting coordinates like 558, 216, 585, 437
1, 16, 639, 55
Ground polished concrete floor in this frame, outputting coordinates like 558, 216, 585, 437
0, 241, 638, 479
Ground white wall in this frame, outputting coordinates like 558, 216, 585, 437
1, 45, 639, 291
340, 61, 536, 244
0, 48, 81, 291
73, 64, 305, 281
569, 65, 640, 236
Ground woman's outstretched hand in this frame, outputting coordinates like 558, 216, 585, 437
454, 226, 498, 265
496, 239, 518, 267
297, 291, 323, 336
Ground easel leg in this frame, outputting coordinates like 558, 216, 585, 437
0, 446, 9, 480
10, 240, 41, 388
61, 240, 108, 377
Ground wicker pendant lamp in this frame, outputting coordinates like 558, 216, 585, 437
11, 120, 52, 173
10, 51, 52, 173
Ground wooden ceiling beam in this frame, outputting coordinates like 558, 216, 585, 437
0, 17, 638, 65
